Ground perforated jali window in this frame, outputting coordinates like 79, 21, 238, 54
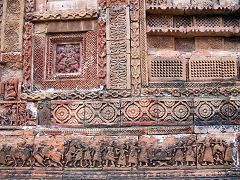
189, 57, 237, 81
149, 56, 187, 82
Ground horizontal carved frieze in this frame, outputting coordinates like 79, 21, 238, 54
21, 90, 131, 101
146, 14, 240, 36
146, 0, 240, 8
27, 10, 98, 22
48, 98, 193, 127
30, 97, 239, 127
0, 133, 238, 170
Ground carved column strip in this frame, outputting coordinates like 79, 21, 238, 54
106, 1, 131, 90
0, 0, 25, 62
130, 0, 141, 95
139, 0, 148, 86
98, 0, 107, 87
0, 0, 3, 51
22, 22, 33, 91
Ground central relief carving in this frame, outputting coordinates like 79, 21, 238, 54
55, 43, 81, 74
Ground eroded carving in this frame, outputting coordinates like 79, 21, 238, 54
55, 44, 81, 74
0, 102, 36, 126
4, 78, 19, 100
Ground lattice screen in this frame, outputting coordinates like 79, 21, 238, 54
149, 56, 187, 82
189, 57, 237, 81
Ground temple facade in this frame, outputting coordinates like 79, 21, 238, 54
0, 0, 240, 179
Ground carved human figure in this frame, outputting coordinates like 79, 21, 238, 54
148, 144, 156, 166
17, 103, 26, 126
74, 146, 85, 167
224, 143, 233, 165
5, 78, 19, 100
128, 142, 139, 167
213, 140, 225, 165
8, 104, 18, 125
185, 145, 196, 166
174, 141, 184, 166
117, 144, 128, 167
104, 142, 116, 167
84, 146, 93, 167
202, 139, 214, 165
63, 140, 80, 167
139, 142, 149, 167
93, 144, 103, 167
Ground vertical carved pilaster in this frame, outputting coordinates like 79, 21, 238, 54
98, 0, 107, 87
139, 0, 148, 86
23, 22, 33, 91
1, 0, 25, 54
106, 1, 131, 89
130, 0, 141, 95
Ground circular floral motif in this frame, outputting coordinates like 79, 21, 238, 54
76, 105, 94, 123
75, 107, 84, 120
197, 103, 213, 120
5, 29, 19, 50
220, 103, 237, 118
54, 105, 71, 123
84, 106, 95, 122
99, 105, 116, 122
125, 103, 141, 120
148, 104, 166, 119
7, 0, 20, 14
172, 103, 190, 121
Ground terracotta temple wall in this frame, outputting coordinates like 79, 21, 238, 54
0, 0, 240, 179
